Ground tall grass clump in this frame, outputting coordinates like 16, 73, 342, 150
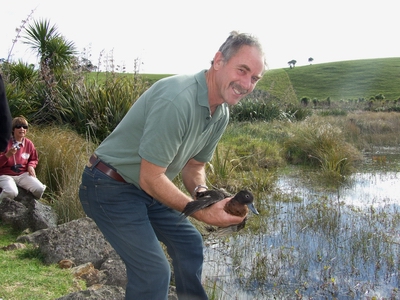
283, 116, 362, 181
230, 94, 312, 122
29, 126, 95, 223
315, 112, 400, 150
230, 98, 282, 122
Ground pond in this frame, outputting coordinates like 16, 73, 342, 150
202, 151, 400, 299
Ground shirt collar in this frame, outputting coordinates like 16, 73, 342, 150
195, 70, 209, 108
195, 70, 228, 120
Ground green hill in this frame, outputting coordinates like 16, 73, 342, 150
259, 57, 400, 101
140, 57, 400, 102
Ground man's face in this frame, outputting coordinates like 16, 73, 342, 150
214, 45, 265, 106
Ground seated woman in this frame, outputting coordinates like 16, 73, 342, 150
0, 117, 46, 201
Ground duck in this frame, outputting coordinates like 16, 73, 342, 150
182, 189, 259, 235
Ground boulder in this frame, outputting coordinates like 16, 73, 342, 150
99, 250, 127, 288
12, 216, 178, 299
17, 217, 114, 268
0, 187, 57, 231
0, 198, 29, 229
56, 285, 125, 300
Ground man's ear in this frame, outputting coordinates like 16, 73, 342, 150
212, 51, 224, 70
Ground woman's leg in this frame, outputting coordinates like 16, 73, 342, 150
0, 175, 18, 200
15, 172, 46, 199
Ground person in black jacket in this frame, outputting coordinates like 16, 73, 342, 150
0, 74, 12, 152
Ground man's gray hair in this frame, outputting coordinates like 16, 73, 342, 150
212, 31, 267, 71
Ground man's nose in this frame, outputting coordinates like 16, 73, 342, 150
241, 76, 253, 92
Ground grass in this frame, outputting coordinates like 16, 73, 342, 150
254, 68, 298, 104
278, 57, 400, 101
0, 224, 85, 299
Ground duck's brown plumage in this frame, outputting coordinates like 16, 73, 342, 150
182, 189, 259, 237
182, 190, 226, 216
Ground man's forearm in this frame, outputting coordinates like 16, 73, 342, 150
181, 158, 207, 197
139, 158, 193, 212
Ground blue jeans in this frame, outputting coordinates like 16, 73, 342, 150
79, 165, 208, 300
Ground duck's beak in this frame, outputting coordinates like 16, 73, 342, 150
247, 203, 259, 215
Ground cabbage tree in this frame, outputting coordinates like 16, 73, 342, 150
23, 19, 76, 81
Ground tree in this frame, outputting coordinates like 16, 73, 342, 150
23, 19, 76, 81
288, 60, 297, 69
22, 19, 77, 121
308, 57, 314, 64
300, 96, 310, 107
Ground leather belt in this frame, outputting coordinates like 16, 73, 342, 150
88, 154, 126, 183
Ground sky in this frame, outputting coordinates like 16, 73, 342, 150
1, 0, 399, 74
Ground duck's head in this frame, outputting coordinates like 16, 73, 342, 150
235, 190, 259, 215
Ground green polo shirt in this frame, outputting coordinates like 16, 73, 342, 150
95, 70, 229, 188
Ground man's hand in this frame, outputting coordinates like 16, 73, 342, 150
191, 197, 246, 227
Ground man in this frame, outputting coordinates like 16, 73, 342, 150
79, 31, 266, 299
0, 74, 12, 152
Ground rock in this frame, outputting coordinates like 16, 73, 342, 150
14, 186, 38, 207
56, 285, 125, 300
71, 262, 106, 287
99, 250, 127, 288
0, 198, 29, 230
16, 187, 58, 230
168, 286, 179, 300
9, 215, 178, 299
1, 242, 27, 251
30, 199, 58, 230
58, 259, 76, 269
57, 282, 178, 300
16, 217, 114, 268
0, 187, 57, 231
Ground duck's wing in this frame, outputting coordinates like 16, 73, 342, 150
182, 190, 225, 217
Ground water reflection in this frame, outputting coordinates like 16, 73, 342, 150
340, 172, 400, 208
279, 171, 400, 209
202, 169, 400, 299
